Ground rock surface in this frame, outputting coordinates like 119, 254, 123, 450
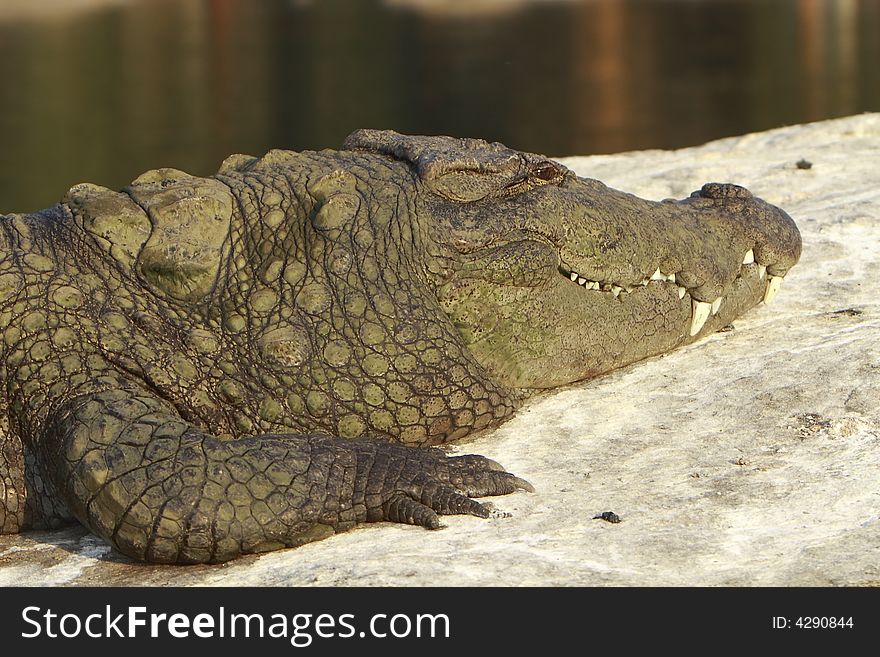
1, 113, 878, 586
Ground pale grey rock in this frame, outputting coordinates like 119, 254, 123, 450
2, 113, 878, 586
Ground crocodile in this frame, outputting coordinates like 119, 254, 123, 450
0, 130, 801, 564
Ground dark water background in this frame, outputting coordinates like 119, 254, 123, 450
0, 0, 877, 213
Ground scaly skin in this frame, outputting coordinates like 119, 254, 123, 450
0, 131, 801, 563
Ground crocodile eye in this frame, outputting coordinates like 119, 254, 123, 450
532, 161, 561, 182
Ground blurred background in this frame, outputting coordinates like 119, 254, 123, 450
0, 0, 877, 212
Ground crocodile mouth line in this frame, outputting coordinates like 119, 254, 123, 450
558, 248, 785, 336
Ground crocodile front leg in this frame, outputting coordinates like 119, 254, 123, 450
40, 386, 530, 564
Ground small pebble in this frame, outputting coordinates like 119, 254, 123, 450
593, 511, 621, 524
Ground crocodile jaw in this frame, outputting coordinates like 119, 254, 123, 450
560, 249, 783, 338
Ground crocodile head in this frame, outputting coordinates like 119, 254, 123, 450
345, 130, 802, 390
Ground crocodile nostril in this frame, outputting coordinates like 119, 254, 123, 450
693, 183, 754, 201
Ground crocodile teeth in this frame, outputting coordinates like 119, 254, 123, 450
711, 297, 723, 315
757, 264, 767, 279
742, 249, 755, 265
564, 270, 609, 291
648, 268, 677, 283
611, 285, 623, 298
763, 275, 783, 304
690, 300, 712, 336
678, 286, 687, 299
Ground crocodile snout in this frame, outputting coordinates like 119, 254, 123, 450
686, 180, 802, 280
555, 178, 801, 342
674, 182, 801, 334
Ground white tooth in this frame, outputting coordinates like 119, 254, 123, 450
625, 286, 634, 293
577, 277, 586, 285
757, 264, 766, 279
641, 279, 649, 286
742, 249, 755, 265
690, 300, 712, 336
666, 273, 677, 282
650, 268, 665, 281
763, 276, 783, 304
611, 285, 623, 298
711, 297, 723, 315
570, 272, 578, 281
587, 281, 599, 290
678, 286, 687, 299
